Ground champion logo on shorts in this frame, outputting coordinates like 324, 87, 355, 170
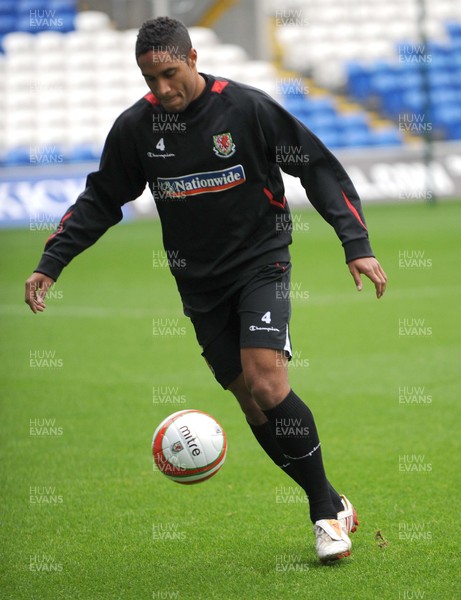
249, 325, 280, 332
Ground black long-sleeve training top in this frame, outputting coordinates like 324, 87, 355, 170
35, 73, 374, 305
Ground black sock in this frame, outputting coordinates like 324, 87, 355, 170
262, 390, 337, 522
248, 420, 343, 513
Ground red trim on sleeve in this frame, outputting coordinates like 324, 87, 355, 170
144, 92, 160, 105
341, 190, 367, 230
263, 187, 286, 209
211, 80, 229, 94
46, 211, 73, 243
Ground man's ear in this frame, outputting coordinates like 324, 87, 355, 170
188, 48, 198, 67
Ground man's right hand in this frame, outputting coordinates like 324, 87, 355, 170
25, 272, 55, 313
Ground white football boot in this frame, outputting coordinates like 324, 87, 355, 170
314, 518, 352, 563
338, 495, 359, 535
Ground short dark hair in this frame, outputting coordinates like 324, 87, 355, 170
135, 17, 192, 60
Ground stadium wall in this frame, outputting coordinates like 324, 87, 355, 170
1, 142, 460, 229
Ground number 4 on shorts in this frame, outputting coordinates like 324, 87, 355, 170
261, 311, 271, 324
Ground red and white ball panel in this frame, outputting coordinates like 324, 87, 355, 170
152, 410, 227, 484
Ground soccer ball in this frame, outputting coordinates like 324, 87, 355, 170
152, 410, 227, 484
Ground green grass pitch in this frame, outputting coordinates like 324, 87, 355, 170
0, 200, 459, 599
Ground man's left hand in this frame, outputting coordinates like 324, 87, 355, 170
348, 257, 387, 299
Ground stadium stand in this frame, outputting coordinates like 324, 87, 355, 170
272, 0, 461, 146
0, 2, 282, 165
1, 0, 461, 164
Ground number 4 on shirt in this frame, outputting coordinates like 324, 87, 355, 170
156, 138, 165, 151
261, 311, 271, 324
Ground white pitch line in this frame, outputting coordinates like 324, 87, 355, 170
0, 304, 182, 319
4, 284, 458, 318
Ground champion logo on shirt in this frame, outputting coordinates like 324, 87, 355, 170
157, 165, 246, 198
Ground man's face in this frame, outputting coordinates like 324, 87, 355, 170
137, 48, 200, 113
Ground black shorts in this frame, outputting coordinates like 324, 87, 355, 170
186, 262, 292, 389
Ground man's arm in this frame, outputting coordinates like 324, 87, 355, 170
252, 92, 387, 297
25, 114, 147, 313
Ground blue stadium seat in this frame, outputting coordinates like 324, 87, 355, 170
17, 0, 49, 12
51, 11, 74, 31
398, 64, 423, 91
402, 89, 424, 111
451, 53, 461, 75
283, 97, 311, 117
340, 128, 374, 148
369, 64, 404, 116
48, 0, 76, 10
288, 110, 307, 123
3, 147, 32, 166
371, 127, 402, 146
428, 69, 454, 89
370, 70, 400, 97
427, 41, 451, 59
446, 21, 461, 42
432, 88, 458, 106
346, 61, 372, 101
0, 15, 16, 33
446, 122, 461, 140
64, 144, 100, 163
338, 113, 370, 132
311, 128, 341, 149
16, 14, 37, 32
0, 0, 16, 14
307, 112, 339, 130
307, 97, 336, 116
432, 103, 461, 136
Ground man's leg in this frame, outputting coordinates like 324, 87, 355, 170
238, 347, 352, 561
228, 349, 335, 523
188, 263, 352, 560
227, 372, 343, 513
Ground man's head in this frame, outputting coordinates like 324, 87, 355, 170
136, 17, 205, 113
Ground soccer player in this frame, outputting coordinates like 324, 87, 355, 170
25, 17, 387, 563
